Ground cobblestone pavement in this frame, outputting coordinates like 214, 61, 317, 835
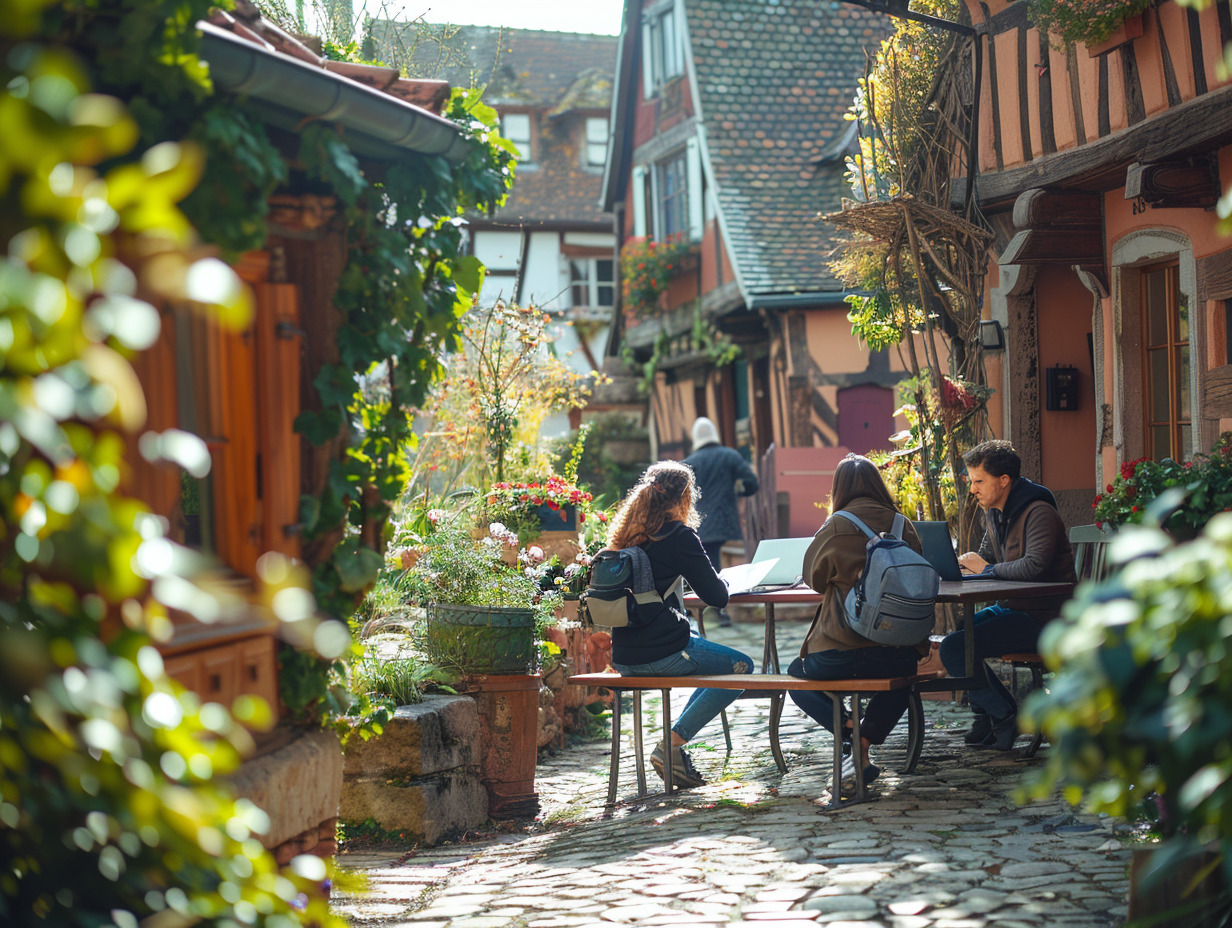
335, 620, 1134, 927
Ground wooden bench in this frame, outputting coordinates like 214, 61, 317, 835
568, 671, 943, 809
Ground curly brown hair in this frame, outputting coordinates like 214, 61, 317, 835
606, 461, 700, 548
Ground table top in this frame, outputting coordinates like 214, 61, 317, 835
683, 577, 1075, 607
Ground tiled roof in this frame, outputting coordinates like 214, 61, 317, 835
366, 22, 618, 227
367, 23, 618, 110
686, 0, 890, 298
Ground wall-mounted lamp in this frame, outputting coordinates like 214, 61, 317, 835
979, 319, 1005, 352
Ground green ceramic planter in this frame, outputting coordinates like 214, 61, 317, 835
424, 603, 538, 674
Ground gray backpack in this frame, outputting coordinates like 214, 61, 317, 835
580, 546, 668, 628
833, 510, 939, 646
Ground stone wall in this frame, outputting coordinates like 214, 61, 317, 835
228, 727, 343, 864
340, 695, 488, 844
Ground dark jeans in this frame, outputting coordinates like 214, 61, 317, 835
787, 646, 920, 745
939, 603, 1041, 722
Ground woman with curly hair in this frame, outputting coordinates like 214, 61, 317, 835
605, 460, 753, 789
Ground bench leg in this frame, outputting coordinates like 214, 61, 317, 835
828, 694, 845, 806
851, 695, 867, 802
720, 708, 733, 754
1023, 665, 1046, 759
632, 691, 647, 797
606, 689, 623, 807
661, 688, 675, 794
769, 692, 788, 774
905, 688, 924, 774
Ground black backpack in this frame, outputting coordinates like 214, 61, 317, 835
579, 546, 669, 628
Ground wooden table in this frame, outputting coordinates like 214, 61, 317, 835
685, 578, 1075, 683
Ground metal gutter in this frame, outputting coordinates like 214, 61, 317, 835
198, 23, 472, 164
746, 290, 861, 310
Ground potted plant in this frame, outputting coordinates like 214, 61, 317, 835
481, 476, 596, 539
1020, 512, 1232, 926
1027, 0, 1151, 50
1092, 434, 1232, 541
397, 518, 562, 818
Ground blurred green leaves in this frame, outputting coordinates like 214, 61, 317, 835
1021, 516, 1232, 883
0, 4, 345, 925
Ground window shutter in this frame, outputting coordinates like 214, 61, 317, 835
686, 137, 704, 243
632, 165, 648, 238
641, 21, 654, 98
255, 282, 302, 557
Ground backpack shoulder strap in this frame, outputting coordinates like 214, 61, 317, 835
833, 510, 875, 539
890, 512, 906, 540
627, 546, 664, 604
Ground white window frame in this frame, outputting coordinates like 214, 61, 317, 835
585, 117, 608, 168
641, 3, 684, 97
501, 112, 532, 162
568, 257, 615, 310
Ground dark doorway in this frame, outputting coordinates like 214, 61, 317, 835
838, 384, 894, 455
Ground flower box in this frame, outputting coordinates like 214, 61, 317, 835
1086, 13, 1143, 57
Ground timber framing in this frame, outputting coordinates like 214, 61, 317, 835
958, 82, 1232, 209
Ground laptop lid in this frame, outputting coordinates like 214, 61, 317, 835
750, 536, 814, 586
915, 521, 965, 582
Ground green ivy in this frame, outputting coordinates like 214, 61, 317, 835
289, 90, 514, 697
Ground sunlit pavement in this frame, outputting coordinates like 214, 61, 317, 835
335, 619, 1133, 927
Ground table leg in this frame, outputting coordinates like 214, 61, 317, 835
963, 601, 976, 678
763, 603, 780, 673
633, 691, 647, 797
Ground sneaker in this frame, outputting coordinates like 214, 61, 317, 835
963, 713, 993, 745
839, 755, 881, 793
972, 715, 1019, 752
650, 743, 706, 789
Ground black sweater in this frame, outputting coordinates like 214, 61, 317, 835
610, 521, 729, 665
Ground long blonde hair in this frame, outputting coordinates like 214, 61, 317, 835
606, 461, 700, 548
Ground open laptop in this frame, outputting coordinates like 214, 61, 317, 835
716, 536, 815, 595
915, 521, 991, 581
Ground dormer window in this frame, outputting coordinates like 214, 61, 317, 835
642, 4, 684, 98
502, 113, 532, 162
585, 117, 608, 168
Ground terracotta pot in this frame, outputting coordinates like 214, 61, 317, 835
467, 673, 541, 818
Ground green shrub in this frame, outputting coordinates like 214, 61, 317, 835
1021, 515, 1232, 907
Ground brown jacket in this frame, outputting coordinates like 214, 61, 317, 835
977, 477, 1076, 623
799, 497, 925, 657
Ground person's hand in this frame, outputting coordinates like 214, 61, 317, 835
958, 552, 989, 574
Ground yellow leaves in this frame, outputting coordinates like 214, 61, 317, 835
79, 343, 146, 432
108, 141, 203, 243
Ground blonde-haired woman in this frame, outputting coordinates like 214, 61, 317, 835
606, 461, 752, 788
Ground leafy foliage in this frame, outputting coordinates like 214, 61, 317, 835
0, 1, 345, 923
619, 236, 690, 317
1028, 0, 1151, 48
280, 88, 514, 719
405, 298, 602, 496
1021, 516, 1232, 894
1093, 436, 1232, 539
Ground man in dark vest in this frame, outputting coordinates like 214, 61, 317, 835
684, 417, 760, 627
940, 440, 1076, 751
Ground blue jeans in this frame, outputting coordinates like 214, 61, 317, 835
939, 603, 1041, 722
787, 647, 919, 745
612, 634, 753, 742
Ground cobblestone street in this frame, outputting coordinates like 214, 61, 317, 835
335, 620, 1134, 927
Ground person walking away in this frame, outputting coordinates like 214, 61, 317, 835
683, 416, 759, 626
940, 440, 1076, 751
606, 461, 754, 788
788, 453, 929, 790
